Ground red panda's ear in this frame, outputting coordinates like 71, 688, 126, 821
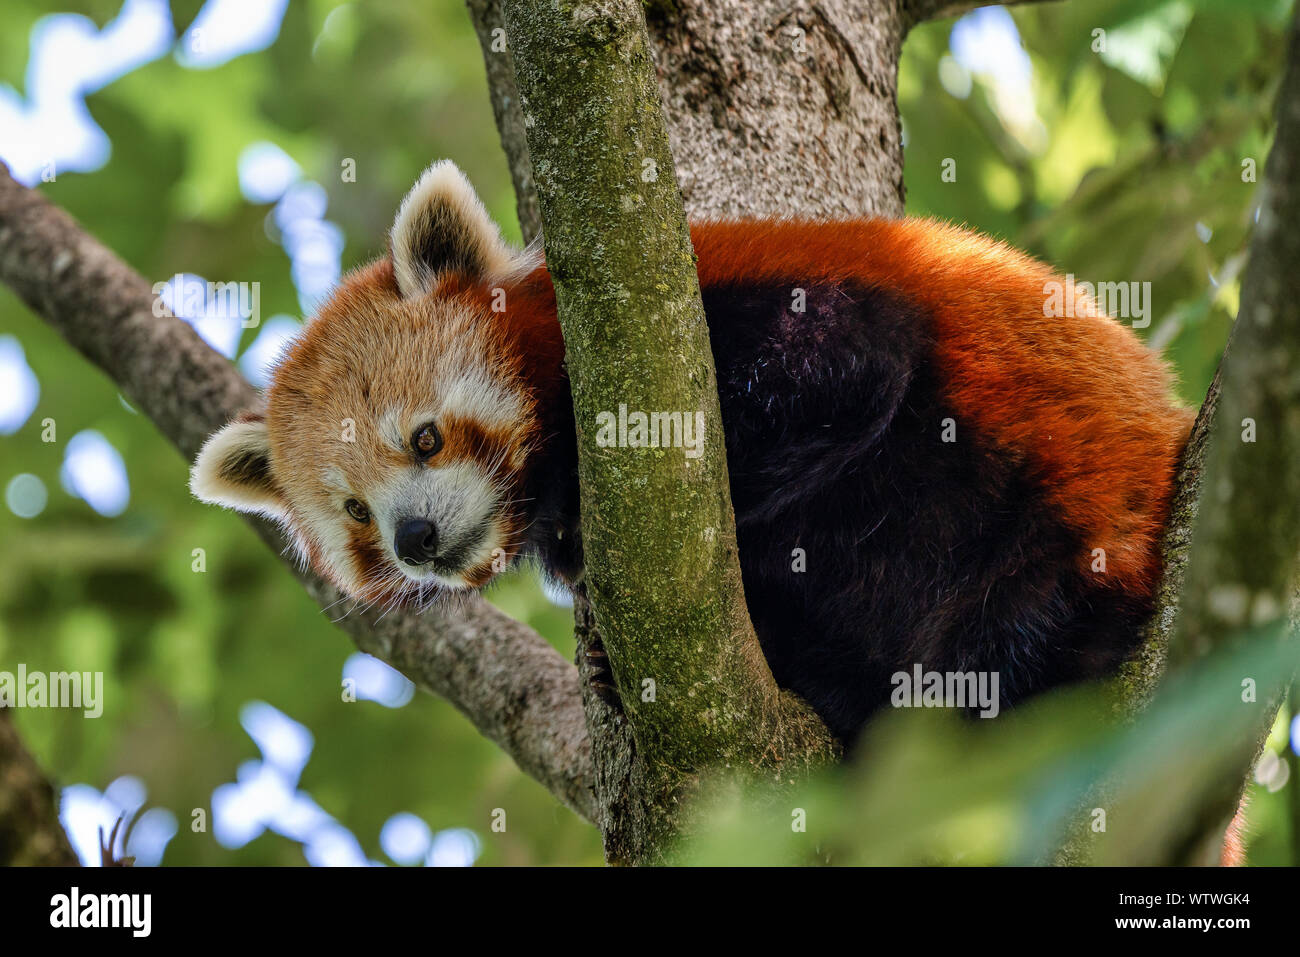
190, 415, 288, 521
390, 160, 520, 298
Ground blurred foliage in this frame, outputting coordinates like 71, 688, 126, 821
901, 0, 1292, 406
682, 626, 1298, 865
0, 0, 1295, 865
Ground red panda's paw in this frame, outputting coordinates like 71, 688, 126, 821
579, 636, 621, 709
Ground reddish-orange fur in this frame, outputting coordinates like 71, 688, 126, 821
686, 219, 1194, 597
307, 220, 1189, 611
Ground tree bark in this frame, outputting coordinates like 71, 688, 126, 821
0, 164, 597, 823
0, 712, 79, 866
645, 0, 907, 219
467, 0, 542, 242
648, 1, 1060, 221
1115, 366, 1223, 711
1068, 6, 1300, 866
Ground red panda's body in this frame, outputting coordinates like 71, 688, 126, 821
192, 162, 1192, 744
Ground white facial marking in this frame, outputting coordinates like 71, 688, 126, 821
321, 466, 350, 493
367, 459, 502, 589
440, 367, 526, 432
377, 409, 406, 450
300, 500, 371, 597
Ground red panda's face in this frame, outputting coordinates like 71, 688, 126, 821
190, 161, 540, 607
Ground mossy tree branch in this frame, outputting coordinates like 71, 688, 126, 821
498, 0, 837, 862
1116, 367, 1223, 711
1061, 9, 1300, 865
1080, 5, 1300, 867
1168, 10, 1300, 674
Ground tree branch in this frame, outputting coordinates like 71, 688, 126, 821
1116, 366, 1222, 711
466, 0, 646, 861
1060, 9, 1300, 866
0, 711, 79, 865
0, 163, 597, 824
499, 0, 837, 862
901, 0, 1063, 32
467, 0, 542, 243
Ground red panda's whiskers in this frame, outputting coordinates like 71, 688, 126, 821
329, 599, 364, 624
483, 442, 511, 476
318, 592, 354, 615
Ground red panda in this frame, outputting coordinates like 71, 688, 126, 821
191, 160, 1193, 745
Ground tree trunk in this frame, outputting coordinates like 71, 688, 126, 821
646, 0, 908, 219
496, 0, 839, 865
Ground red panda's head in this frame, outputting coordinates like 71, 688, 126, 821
190, 162, 543, 606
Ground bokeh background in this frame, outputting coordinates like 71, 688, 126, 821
0, 0, 1295, 865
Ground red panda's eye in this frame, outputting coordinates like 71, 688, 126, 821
344, 498, 370, 524
412, 422, 442, 459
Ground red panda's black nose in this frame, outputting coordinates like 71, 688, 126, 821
395, 518, 439, 566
